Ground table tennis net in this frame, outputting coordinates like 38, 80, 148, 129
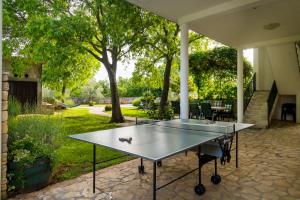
136, 119, 235, 135
153, 121, 235, 135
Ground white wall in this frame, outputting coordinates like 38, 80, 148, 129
255, 47, 274, 90
267, 43, 300, 95
255, 42, 300, 123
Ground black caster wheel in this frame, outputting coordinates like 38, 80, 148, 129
138, 165, 145, 174
157, 161, 162, 167
211, 174, 221, 185
194, 184, 205, 195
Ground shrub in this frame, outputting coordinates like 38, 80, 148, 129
147, 105, 174, 120
8, 114, 64, 192
104, 104, 112, 111
42, 96, 56, 105
140, 91, 156, 109
64, 99, 75, 107
88, 101, 96, 106
132, 98, 141, 107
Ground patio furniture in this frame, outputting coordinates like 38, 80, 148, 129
281, 103, 296, 122
200, 103, 218, 121
189, 103, 201, 119
220, 104, 234, 121
171, 101, 180, 114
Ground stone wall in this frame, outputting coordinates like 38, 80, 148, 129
1, 72, 9, 199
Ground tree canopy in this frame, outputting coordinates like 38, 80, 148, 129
189, 46, 253, 99
3, 0, 150, 122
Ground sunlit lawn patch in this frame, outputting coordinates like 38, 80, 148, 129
105, 106, 148, 118
52, 108, 132, 181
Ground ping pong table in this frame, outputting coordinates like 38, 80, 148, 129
70, 119, 253, 200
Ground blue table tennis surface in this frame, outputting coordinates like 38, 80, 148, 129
70, 119, 253, 161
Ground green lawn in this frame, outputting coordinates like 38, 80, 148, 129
52, 108, 131, 182
106, 107, 149, 118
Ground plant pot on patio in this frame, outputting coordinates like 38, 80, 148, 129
8, 157, 51, 194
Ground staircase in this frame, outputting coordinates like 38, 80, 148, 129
244, 91, 270, 128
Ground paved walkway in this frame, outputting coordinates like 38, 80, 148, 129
10, 121, 300, 200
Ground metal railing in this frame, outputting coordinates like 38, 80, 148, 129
244, 73, 256, 112
267, 81, 278, 121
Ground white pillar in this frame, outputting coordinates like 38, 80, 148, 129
180, 23, 189, 119
237, 48, 244, 123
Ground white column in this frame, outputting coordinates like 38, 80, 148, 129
237, 48, 244, 123
180, 23, 189, 119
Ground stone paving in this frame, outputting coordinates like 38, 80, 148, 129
10, 121, 300, 200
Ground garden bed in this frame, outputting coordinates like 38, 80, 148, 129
8, 107, 132, 195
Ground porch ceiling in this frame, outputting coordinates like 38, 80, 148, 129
128, 0, 300, 48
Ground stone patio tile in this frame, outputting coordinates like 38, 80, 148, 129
8, 121, 300, 200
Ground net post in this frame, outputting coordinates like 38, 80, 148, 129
234, 124, 238, 168
93, 144, 96, 193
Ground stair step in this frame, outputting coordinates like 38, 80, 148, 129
244, 90, 270, 125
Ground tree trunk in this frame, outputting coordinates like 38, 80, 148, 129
107, 70, 125, 123
159, 57, 173, 112
61, 83, 66, 103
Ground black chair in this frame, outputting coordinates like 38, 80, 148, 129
200, 103, 217, 121
171, 101, 180, 115
220, 103, 234, 121
189, 103, 201, 119
281, 103, 296, 122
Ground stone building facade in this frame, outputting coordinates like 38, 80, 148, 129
2, 58, 42, 107
2, 72, 9, 199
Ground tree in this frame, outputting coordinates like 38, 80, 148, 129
3, 0, 99, 102
42, 52, 99, 102
71, 79, 104, 103
189, 47, 253, 99
118, 77, 148, 97
134, 16, 204, 114
97, 80, 111, 98
139, 16, 180, 114
3, 0, 149, 122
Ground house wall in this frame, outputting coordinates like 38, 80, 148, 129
266, 43, 300, 95
255, 42, 300, 123
254, 47, 274, 91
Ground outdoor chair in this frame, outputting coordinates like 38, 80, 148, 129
281, 103, 296, 122
220, 104, 234, 121
171, 101, 180, 114
189, 103, 201, 119
200, 103, 218, 121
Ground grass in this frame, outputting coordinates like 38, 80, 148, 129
51, 108, 131, 182
106, 107, 149, 118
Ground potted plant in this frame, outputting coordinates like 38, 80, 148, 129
7, 135, 53, 194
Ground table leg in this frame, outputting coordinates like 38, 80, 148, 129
93, 144, 96, 193
194, 145, 205, 195
236, 131, 238, 168
153, 161, 157, 200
